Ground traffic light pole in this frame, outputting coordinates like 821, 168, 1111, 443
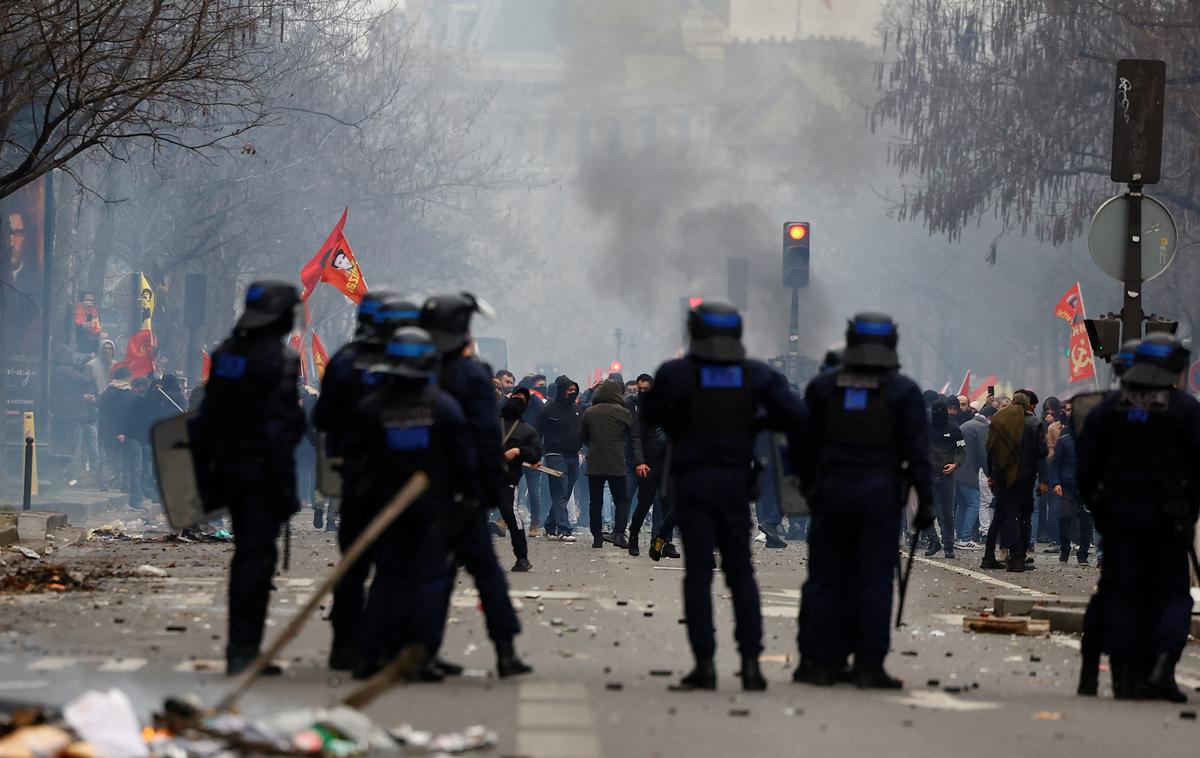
1121, 182, 1144, 344
787, 287, 800, 385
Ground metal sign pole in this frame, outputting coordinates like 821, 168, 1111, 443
1122, 182, 1144, 343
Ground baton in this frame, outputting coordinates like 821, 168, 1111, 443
157, 386, 185, 414
524, 462, 564, 478
213, 471, 430, 712
895, 526, 919, 629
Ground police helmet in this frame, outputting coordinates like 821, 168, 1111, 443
1122, 333, 1189, 389
353, 290, 395, 339
842, 312, 899, 370
235, 281, 299, 332
1112, 339, 1140, 378
819, 347, 843, 373
369, 295, 421, 342
419, 292, 494, 354
686, 301, 745, 363
371, 327, 439, 379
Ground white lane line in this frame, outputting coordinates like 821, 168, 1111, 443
910, 555, 1051, 597
887, 690, 1001, 712
0, 680, 48, 691
98, 658, 147, 672
29, 656, 93, 671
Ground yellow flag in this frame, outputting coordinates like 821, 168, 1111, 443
138, 273, 155, 332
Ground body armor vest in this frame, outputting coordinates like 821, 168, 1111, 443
686, 361, 755, 438
825, 370, 895, 447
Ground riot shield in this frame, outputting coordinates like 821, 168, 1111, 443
316, 436, 343, 499
1068, 392, 1109, 440
151, 412, 225, 529
771, 432, 809, 517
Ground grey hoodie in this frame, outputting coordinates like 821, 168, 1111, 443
956, 413, 989, 488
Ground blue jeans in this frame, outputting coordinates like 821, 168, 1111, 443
519, 467, 546, 526
954, 485, 980, 542
543, 453, 578, 535
754, 432, 782, 529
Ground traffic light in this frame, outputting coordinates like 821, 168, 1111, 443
1084, 316, 1122, 361
783, 222, 809, 288
1144, 318, 1179, 336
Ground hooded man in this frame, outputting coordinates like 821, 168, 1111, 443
924, 399, 966, 558
499, 387, 542, 571
535, 375, 582, 540
983, 392, 1047, 571
580, 379, 645, 548
954, 402, 992, 547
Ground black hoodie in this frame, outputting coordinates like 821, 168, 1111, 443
535, 375, 582, 456
500, 396, 543, 486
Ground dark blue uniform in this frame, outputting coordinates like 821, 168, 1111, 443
799, 368, 931, 672
312, 342, 379, 651
643, 357, 807, 662
354, 382, 476, 666
1077, 388, 1200, 665
189, 332, 305, 664
429, 354, 521, 651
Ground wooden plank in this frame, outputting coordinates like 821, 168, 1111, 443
962, 615, 1051, 636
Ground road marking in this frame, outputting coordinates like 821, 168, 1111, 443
517, 682, 599, 758
98, 658, 147, 672
910, 555, 1051, 597
29, 656, 94, 671
762, 605, 798, 618
887, 690, 1001, 712
0, 680, 48, 691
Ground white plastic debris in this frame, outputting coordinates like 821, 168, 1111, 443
136, 564, 168, 577
13, 546, 40, 560
389, 723, 497, 754
63, 688, 149, 758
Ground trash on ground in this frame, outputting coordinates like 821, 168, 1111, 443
1031, 711, 1063, 721
136, 564, 169, 577
64, 689, 150, 757
0, 563, 94, 594
389, 723, 497, 754
962, 615, 1050, 636
13, 546, 41, 560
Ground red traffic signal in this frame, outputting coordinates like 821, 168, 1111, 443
787, 222, 809, 241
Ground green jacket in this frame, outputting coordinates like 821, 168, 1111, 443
580, 380, 644, 477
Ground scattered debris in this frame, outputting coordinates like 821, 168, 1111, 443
649, 669, 672, 677
136, 564, 169, 578
1181, 711, 1197, 721
606, 682, 624, 691
0, 564, 94, 594
389, 723, 497, 754
12, 546, 40, 560
1032, 711, 1063, 721
728, 708, 751, 717
64, 689, 149, 757
962, 615, 1050, 636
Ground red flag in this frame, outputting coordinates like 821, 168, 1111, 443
201, 348, 212, 384
957, 370, 971, 399
1055, 283, 1096, 384
299, 208, 368, 303
969, 374, 998, 402
311, 330, 330, 382
938, 381, 950, 396
118, 329, 155, 378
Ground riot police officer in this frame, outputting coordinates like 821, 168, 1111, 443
312, 292, 418, 670
420, 292, 532, 678
1077, 333, 1200, 701
796, 313, 932, 689
351, 327, 477, 679
189, 281, 306, 676
642, 301, 807, 692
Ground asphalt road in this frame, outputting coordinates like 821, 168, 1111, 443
3, 510, 1199, 757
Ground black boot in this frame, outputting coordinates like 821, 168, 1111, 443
670, 659, 717, 691
740, 656, 767, 691
1111, 656, 1137, 700
434, 657, 464, 676
760, 524, 787, 549
613, 532, 629, 549
924, 540, 942, 557
511, 557, 532, 572
662, 542, 681, 559
649, 537, 666, 561
628, 534, 640, 556
791, 657, 836, 687
853, 660, 903, 690
496, 640, 533, 678
1077, 649, 1099, 697
1141, 652, 1188, 703
980, 555, 1004, 570
328, 644, 356, 672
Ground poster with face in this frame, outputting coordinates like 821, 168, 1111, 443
3, 177, 46, 360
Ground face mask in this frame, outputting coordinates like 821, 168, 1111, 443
502, 397, 527, 420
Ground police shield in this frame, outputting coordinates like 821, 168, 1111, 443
315, 434, 343, 499
769, 432, 809, 516
1068, 392, 1109, 440
152, 412, 225, 529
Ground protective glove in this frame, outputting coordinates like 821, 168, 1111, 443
913, 501, 935, 532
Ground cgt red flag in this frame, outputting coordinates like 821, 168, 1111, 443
957, 370, 971, 399
118, 329, 156, 379
201, 348, 212, 384
299, 208, 368, 303
311, 330, 330, 382
1055, 282, 1096, 384
289, 333, 310, 386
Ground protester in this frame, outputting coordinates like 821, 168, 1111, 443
579, 379, 645, 548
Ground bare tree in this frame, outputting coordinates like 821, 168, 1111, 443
0, 0, 379, 200
872, 0, 1200, 249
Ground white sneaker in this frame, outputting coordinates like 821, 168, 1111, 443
559, 533, 577, 543
954, 540, 981, 551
